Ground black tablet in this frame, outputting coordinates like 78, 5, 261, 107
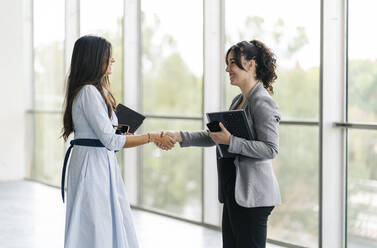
206, 110, 253, 158
115, 104, 145, 133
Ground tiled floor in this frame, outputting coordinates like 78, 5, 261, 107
0, 181, 280, 248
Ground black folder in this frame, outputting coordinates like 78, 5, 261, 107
206, 110, 254, 158
115, 104, 145, 133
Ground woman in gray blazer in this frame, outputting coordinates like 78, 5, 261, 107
164, 40, 280, 248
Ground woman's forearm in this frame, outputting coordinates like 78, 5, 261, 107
123, 133, 161, 148
179, 130, 215, 147
228, 136, 279, 159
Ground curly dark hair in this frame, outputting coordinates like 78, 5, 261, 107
225, 40, 277, 94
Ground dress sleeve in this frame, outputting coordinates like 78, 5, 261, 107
227, 96, 280, 159
79, 85, 126, 151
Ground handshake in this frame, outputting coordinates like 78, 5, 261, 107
148, 122, 231, 151
121, 123, 231, 150
150, 131, 182, 151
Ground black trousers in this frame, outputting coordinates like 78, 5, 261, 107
221, 164, 274, 248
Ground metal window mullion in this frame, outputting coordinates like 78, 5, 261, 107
145, 115, 202, 121
123, 0, 140, 206
202, 0, 223, 227
335, 122, 377, 130
280, 120, 319, 126
344, 1, 349, 244
201, 0, 205, 225
29, 0, 36, 180
137, 0, 143, 207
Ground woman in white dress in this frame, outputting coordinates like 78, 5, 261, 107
61, 35, 175, 248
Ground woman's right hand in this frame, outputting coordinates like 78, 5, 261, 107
150, 132, 176, 150
164, 131, 182, 142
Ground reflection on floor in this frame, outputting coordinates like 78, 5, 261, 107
0, 180, 280, 248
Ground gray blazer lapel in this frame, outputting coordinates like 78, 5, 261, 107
229, 94, 243, 110
229, 83, 263, 111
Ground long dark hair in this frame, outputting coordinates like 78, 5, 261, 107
62, 35, 116, 141
225, 40, 277, 94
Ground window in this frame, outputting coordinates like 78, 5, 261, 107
140, 0, 203, 221
271, 125, 319, 246
32, 0, 65, 185
348, 130, 377, 247
348, 0, 377, 123
141, 118, 202, 220
225, 0, 320, 246
347, 0, 377, 246
225, 0, 319, 120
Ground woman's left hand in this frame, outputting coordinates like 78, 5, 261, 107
208, 122, 231, 145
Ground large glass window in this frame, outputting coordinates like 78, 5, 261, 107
141, 119, 203, 220
347, 1, 377, 246
80, 0, 124, 104
348, 0, 377, 123
225, 0, 320, 246
32, 0, 65, 185
225, 0, 320, 120
34, 0, 65, 111
270, 125, 319, 247
348, 130, 377, 247
33, 113, 65, 184
141, 0, 203, 221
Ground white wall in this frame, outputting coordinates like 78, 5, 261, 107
0, 0, 28, 181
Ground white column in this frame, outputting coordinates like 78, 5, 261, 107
123, 0, 140, 205
24, 0, 34, 178
320, 0, 347, 246
203, 0, 224, 226
0, 0, 26, 180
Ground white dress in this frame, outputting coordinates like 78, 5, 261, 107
64, 85, 139, 248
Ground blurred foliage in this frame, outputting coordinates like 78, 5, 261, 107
269, 126, 319, 246
141, 119, 203, 220
34, 113, 65, 184
348, 59, 377, 122
274, 66, 319, 120
140, 11, 203, 220
34, 42, 65, 111
141, 13, 203, 116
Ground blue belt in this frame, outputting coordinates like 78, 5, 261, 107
61, 139, 105, 203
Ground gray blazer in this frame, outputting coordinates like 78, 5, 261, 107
180, 82, 281, 207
